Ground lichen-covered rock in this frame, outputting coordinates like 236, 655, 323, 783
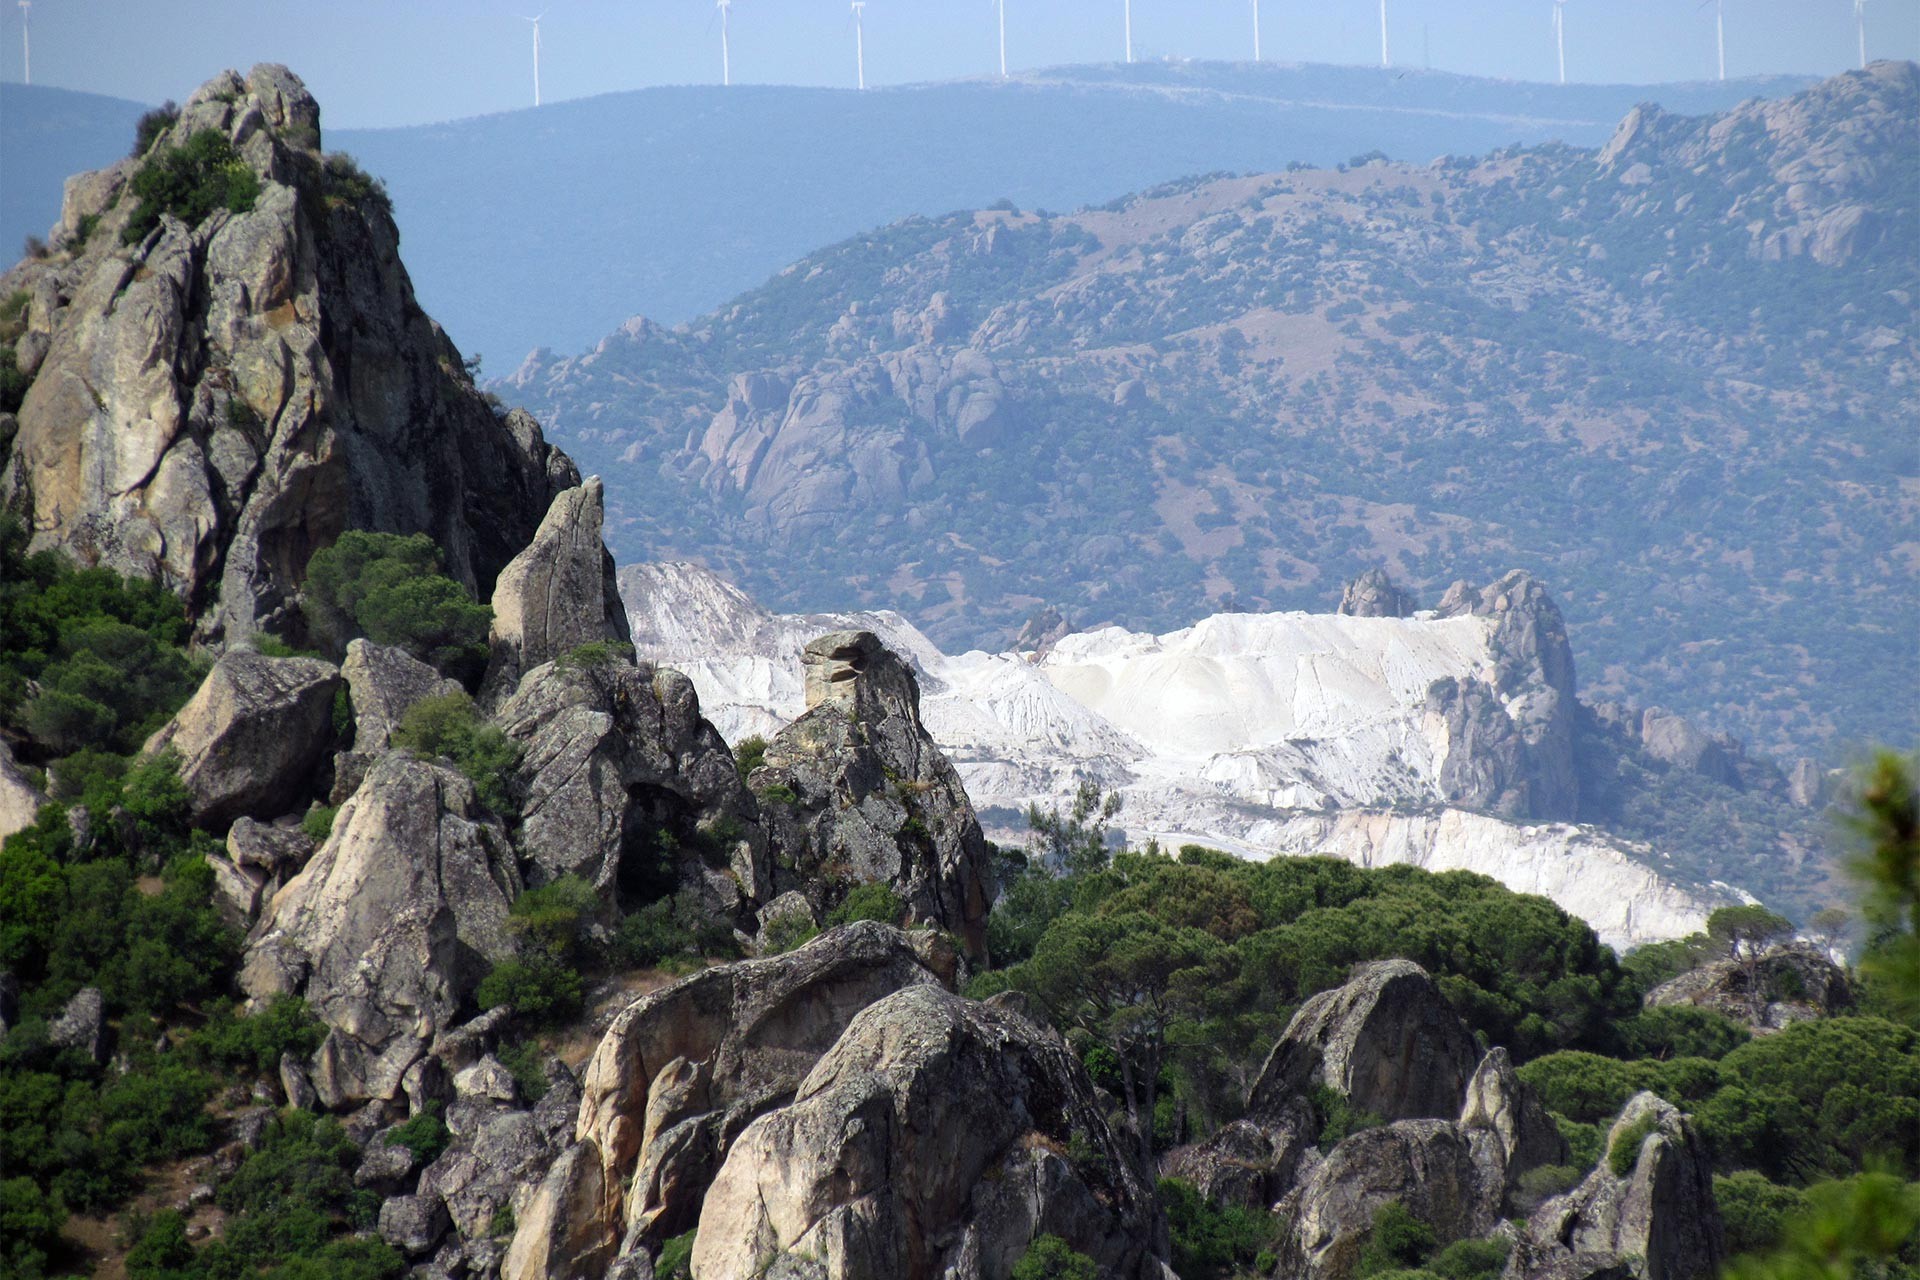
0, 740, 43, 843
1460, 1047, 1568, 1193
1277, 1119, 1508, 1280
1338, 568, 1416, 618
1522, 1093, 1725, 1280
1646, 943, 1852, 1032
501, 1142, 616, 1280
483, 478, 631, 700
495, 655, 762, 901
756, 631, 994, 960
0, 65, 578, 643
1159, 1102, 1320, 1211
240, 754, 520, 1106
341, 638, 462, 753
1248, 959, 1479, 1123
691, 985, 1173, 1280
518, 924, 955, 1272
142, 650, 340, 828
380, 1192, 452, 1257
51, 986, 106, 1063
416, 1064, 584, 1256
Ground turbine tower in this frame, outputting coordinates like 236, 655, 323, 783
717, 0, 733, 86
17, 0, 28, 87
1856, 0, 1867, 69
1379, 0, 1390, 68
996, 0, 1007, 77
1709, 0, 1725, 81
1553, 0, 1566, 84
1251, 0, 1262, 61
1124, 0, 1133, 64
851, 1, 865, 90
521, 13, 545, 107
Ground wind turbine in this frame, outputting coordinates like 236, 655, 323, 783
1700, 0, 1726, 81
1856, 0, 1867, 69
519, 13, 546, 107
851, 1, 865, 90
1553, 0, 1566, 84
1124, 0, 1133, 64
1379, 0, 1390, 68
1251, 0, 1262, 61
717, 0, 733, 86
995, 0, 1007, 77
17, 0, 28, 87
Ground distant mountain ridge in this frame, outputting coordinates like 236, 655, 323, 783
510, 63, 1919, 758
2, 64, 1813, 367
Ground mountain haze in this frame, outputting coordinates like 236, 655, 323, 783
512, 63, 1920, 757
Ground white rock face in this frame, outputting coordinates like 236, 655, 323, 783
621, 563, 1742, 949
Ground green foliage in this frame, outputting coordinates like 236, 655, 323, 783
391, 690, 521, 815
0, 345, 27, 416
1717, 1172, 1813, 1257
190, 996, 325, 1077
1514, 1163, 1583, 1213
1608, 1111, 1660, 1177
826, 882, 905, 927
1310, 1083, 1384, 1150
301, 531, 492, 681
1026, 779, 1123, 874
509, 874, 600, 966
475, 953, 584, 1025
497, 1041, 550, 1103
733, 734, 768, 781
1356, 1202, 1438, 1277
489, 1202, 517, 1238
556, 641, 627, 670
1426, 1237, 1511, 1280
1517, 1051, 1719, 1125
656, 1231, 696, 1280
1, 1175, 64, 1280
763, 912, 821, 955
1614, 1005, 1750, 1060
320, 152, 392, 215
384, 1104, 451, 1164
122, 128, 261, 245
1709, 905, 1797, 960
613, 889, 737, 969
131, 100, 179, 156
1160, 1177, 1278, 1280
1011, 1234, 1101, 1280
1722, 1172, 1920, 1280
1845, 753, 1920, 1024
301, 805, 338, 843
755, 782, 800, 807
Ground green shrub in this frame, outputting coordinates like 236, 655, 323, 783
391, 691, 521, 815
130, 100, 179, 157
1514, 1163, 1583, 1212
320, 152, 391, 215
1716, 1171, 1811, 1256
733, 735, 768, 781
384, 1104, 451, 1165
1356, 1202, 1437, 1277
1608, 1111, 1661, 1177
556, 641, 626, 670
763, 913, 820, 955
1311, 1083, 1384, 1150
301, 805, 338, 843
302, 531, 491, 681
121, 128, 261, 245
0, 1175, 64, 1280
497, 1042, 550, 1103
0, 347, 26, 417
826, 882, 905, 928
656, 1231, 697, 1280
755, 782, 799, 807
1160, 1177, 1278, 1280
509, 875, 600, 966
191, 995, 325, 1076
489, 1203, 516, 1239
1011, 1234, 1100, 1280
1616, 1005, 1750, 1060
476, 954, 583, 1025
1427, 1236, 1510, 1280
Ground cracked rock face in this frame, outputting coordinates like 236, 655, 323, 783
0, 64, 575, 643
755, 631, 995, 960
483, 478, 632, 701
691, 984, 1173, 1280
240, 753, 521, 1107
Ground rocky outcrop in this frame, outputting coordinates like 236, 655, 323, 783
494, 654, 762, 901
142, 650, 340, 828
518, 924, 958, 1272
51, 986, 107, 1063
1433, 570, 1579, 821
1460, 1048, 1568, 1190
1646, 943, 1852, 1032
1338, 569, 1416, 618
240, 753, 521, 1106
691, 984, 1172, 1280
484, 479, 631, 700
0, 65, 576, 643
1276, 1120, 1507, 1280
1159, 1101, 1319, 1211
0, 740, 43, 843
1248, 959, 1479, 1123
341, 639, 462, 754
1637, 707, 1740, 788
755, 631, 995, 959
1519, 1093, 1724, 1280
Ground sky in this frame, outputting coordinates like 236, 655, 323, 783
5, 0, 1917, 127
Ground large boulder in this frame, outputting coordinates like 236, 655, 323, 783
1337, 568, 1416, 618
0, 66, 578, 643
1646, 943, 1852, 1031
1159, 1102, 1320, 1211
691, 984, 1173, 1280
495, 655, 763, 902
756, 631, 995, 960
483, 478, 631, 700
1248, 959, 1479, 1124
0, 740, 43, 843
142, 650, 340, 827
1459, 1047, 1568, 1193
514, 923, 957, 1273
239, 753, 521, 1106
1276, 1120, 1508, 1280
340, 638, 462, 754
1521, 1093, 1725, 1280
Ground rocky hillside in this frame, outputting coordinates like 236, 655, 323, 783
509, 63, 1919, 756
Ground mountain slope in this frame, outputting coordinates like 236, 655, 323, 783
510, 63, 1920, 755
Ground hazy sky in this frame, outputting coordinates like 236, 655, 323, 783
7, 0, 1917, 127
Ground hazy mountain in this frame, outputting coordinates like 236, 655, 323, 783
506, 63, 1919, 757
3, 65, 1813, 367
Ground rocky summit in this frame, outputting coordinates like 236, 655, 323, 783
0, 55, 1910, 1280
